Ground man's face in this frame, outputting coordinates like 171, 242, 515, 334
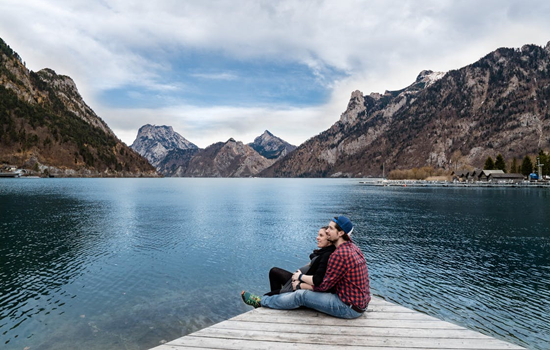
326, 221, 341, 242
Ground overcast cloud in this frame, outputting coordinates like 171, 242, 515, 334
1, 0, 549, 147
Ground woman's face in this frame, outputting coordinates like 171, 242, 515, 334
316, 228, 332, 248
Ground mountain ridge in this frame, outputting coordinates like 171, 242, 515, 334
262, 41, 550, 177
164, 138, 275, 177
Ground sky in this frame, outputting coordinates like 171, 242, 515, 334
1, 0, 550, 148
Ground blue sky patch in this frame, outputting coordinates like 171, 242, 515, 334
98, 50, 347, 108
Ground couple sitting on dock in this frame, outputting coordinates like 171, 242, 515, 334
241, 215, 370, 319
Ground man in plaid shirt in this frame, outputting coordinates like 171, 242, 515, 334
241, 215, 370, 319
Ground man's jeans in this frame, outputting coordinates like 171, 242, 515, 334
260, 290, 364, 319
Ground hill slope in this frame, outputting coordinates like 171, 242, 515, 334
161, 138, 274, 177
0, 38, 157, 177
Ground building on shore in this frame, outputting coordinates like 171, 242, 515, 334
487, 172, 525, 183
452, 169, 525, 183
478, 170, 505, 181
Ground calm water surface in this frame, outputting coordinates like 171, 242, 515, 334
0, 178, 549, 349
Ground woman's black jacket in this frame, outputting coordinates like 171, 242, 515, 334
308, 245, 336, 286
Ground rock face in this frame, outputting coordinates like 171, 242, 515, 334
248, 130, 296, 160
0, 37, 158, 177
38, 68, 115, 137
263, 42, 550, 177
168, 138, 275, 177
131, 124, 198, 167
157, 148, 200, 177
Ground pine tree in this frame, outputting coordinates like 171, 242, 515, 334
521, 156, 533, 176
510, 157, 518, 173
538, 149, 549, 176
545, 152, 550, 176
484, 156, 495, 170
495, 154, 506, 172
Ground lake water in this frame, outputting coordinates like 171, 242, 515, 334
0, 178, 549, 349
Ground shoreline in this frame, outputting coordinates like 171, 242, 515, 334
359, 179, 550, 188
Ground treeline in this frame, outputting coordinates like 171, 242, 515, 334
484, 150, 550, 176
389, 150, 550, 181
0, 38, 23, 70
0, 84, 124, 171
0, 37, 21, 62
388, 166, 450, 180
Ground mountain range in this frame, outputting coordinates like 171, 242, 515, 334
131, 126, 295, 177
2, 34, 549, 178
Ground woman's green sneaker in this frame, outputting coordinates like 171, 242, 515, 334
241, 291, 261, 308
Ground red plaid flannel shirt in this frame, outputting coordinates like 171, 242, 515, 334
313, 241, 370, 309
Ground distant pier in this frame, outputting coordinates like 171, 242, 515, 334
150, 296, 525, 350
0, 172, 21, 178
359, 179, 550, 188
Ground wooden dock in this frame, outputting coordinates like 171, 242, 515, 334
150, 296, 525, 350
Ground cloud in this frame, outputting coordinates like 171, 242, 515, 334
190, 72, 239, 81
1, 0, 550, 148
96, 102, 341, 148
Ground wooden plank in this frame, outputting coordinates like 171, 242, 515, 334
230, 312, 465, 329
187, 327, 524, 349
211, 320, 493, 339
151, 336, 447, 350
249, 307, 444, 320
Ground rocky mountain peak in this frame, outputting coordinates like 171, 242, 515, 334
369, 92, 383, 100
339, 90, 366, 126
254, 130, 276, 144
415, 70, 446, 87
36, 68, 114, 137
131, 124, 197, 167
248, 130, 296, 160
222, 139, 246, 152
